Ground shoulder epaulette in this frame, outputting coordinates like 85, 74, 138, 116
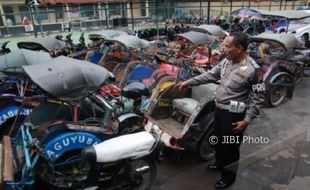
248, 57, 260, 69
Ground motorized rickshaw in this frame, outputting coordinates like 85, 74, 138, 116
0, 56, 158, 189
172, 31, 222, 69
143, 79, 218, 160
248, 32, 305, 107
0, 49, 52, 132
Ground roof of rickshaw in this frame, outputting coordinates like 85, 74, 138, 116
249, 32, 303, 49
232, 8, 310, 20
17, 36, 66, 52
190, 24, 228, 37
177, 31, 216, 45
260, 9, 310, 20
0, 49, 52, 73
22, 56, 113, 101
107, 34, 150, 49
88, 30, 128, 40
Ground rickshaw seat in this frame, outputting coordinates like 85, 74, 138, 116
173, 84, 217, 116
172, 98, 199, 116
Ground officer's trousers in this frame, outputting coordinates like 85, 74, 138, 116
214, 108, 245, 183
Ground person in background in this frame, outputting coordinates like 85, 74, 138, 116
22, 16, 30, 26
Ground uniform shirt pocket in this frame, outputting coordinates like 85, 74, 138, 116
226, 73, 248, 92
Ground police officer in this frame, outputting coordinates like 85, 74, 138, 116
176, 32, 264, 189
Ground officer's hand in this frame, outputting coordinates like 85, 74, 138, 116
232, 120, 248, 134
175, 81, 189, 90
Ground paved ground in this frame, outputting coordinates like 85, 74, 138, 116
152, 77, 310, 190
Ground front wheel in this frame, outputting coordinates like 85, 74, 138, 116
130, 157, 157, 190
35, 149, 93, 189
267, 78, 288, 107
197, 124, 216, 161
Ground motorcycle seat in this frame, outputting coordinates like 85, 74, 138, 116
84, 131, 156, 163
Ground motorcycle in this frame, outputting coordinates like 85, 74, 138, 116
0, 56, 156, 189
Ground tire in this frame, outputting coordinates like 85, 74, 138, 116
35, 149, 93, 189
197, 123, 216, 161
267, 77, 288, 107
131, 157, 157, 190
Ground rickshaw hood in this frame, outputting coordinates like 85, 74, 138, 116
22, 56, 113, 101
0, 49, 52, 73
17, 36, 66, 52
249, 32, 303, 49
177, 31, 216, 45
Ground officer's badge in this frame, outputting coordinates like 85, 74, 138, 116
238, 66, 248, 77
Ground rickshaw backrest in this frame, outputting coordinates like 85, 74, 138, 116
172, 84, 217, 116
191, 84, 217, 101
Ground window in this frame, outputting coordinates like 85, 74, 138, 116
81, 5, 94, 18
54, 6, 64, 19
141, 2, 146, 16
3, 5, 15, 25
37, 7, 48, 20
109, 3, 121, 17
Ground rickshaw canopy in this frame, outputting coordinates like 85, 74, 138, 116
190, 24, 228, 37
22, 56, 113, 101
88, 30, 128, 41
177, 31, 216, 45
232, 8, 310, 20
262, 9, 310, 20
108, 34, 150, 49
231, 8, 264, 18
17, 36, 66, 52
0, 49, 52, 73
249, 32, 304, 49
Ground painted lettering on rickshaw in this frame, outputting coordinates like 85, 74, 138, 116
45, 133, 100, 160
53, 135, 96, 150
0, 108, 31, 125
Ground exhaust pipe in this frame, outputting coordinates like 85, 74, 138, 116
135, 166, 150, 174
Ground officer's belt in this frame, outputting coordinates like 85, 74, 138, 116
215, 101, 230, 110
